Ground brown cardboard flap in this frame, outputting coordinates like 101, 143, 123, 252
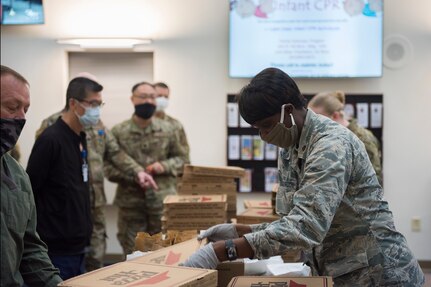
227, 276, 333, 287
183, 164, 245, 178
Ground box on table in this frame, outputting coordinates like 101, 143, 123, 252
227, 276, 333, 287
236, 208, 280, 225
177, 183, 237, 210
217, 261, 244, 287
58, 262, 217, 287
183, 164, 245, 178
178, 174, 235, 184
163, 194, 227, 217
243, 200, 272, 209
162, 216, 226, 231
134, 231, 198, 252
133, 237, 205, 266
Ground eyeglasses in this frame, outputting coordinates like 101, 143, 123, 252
78, 99, 105, 108
133, 94, 156, 100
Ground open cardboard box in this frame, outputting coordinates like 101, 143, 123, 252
58, 262, 217, 287
227, 276, 333, 287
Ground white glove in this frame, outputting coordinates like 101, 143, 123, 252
198, 224, 239, 242
179, 243, 219, 269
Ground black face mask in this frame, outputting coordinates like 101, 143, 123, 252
0, 118, 26, 157
135, 103, 156, 119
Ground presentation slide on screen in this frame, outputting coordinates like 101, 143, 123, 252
229, 0, 383, 78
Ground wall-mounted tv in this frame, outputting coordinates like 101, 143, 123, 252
229, 0, 383, 78
1, 0, 44, 25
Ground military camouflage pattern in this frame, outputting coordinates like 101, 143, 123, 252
245, 110, 424, 286
156, 112, 190, 161
9, 143, 21, 162
36, 111, 145, 271
348, 118, 382, 185
104, 117, 189, 256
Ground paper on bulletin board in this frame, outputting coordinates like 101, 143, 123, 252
240, 115, 251, 128
240, 169, 253, 192
228, 135, 240, 160
344, 103, 355, 120
265, 143, 278, 160
253, 135, 264, 160
356, 103, 369, 128
227, 103, 239, 127
370, 103, 383, 128
241, 135, 253, 160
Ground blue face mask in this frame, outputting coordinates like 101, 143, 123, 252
76, 104, 100, 127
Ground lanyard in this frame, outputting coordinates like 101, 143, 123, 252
81, 149, 88, 183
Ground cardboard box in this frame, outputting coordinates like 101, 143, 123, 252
177, 182, 237, 194
164, 194, 227, 209
236, 208, 280, 224
217, 261, 244, 287
183, 164, 245, 178
243, 200, 272, 209
227, 276, 333, 287
59, 262, 217, 287
162, 219, 227, 231
179, 175, 235, 184
133, 238, 204, 266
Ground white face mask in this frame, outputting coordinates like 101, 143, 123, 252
155, 97, 169, 112
75, 103, 101, 127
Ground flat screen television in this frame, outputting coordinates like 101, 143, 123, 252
229, 0, 383, 78
1, 0, 44, 25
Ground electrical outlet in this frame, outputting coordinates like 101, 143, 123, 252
411, 217, 421, 232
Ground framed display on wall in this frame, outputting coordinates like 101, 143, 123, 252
227, 93, 383, 192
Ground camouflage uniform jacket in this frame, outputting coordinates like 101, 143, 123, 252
156, 112, 190, 158
105, 117, 189, 209
36, 111, 144, 207
348, 118, 382, 185
1, 153, 62, 286
244, 110, 424, 286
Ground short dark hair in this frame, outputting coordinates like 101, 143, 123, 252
65, 77, 103, 110
154, 82, 169, 89
237, 68, 307, 125
131, 82, 154, 93
1, 65, 29, 86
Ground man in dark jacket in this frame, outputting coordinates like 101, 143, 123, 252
27, 76, 103, 279
1, 65, 62, 286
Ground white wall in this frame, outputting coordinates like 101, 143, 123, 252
1, 0, 430, 259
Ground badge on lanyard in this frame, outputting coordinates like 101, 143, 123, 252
81, 149, 88, 182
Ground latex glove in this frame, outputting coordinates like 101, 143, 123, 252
198, 224, 238, 242
136, 171, 158, 190
179, 243, 219, 269
146, 162, 165, 175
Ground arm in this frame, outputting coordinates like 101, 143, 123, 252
20, 183, 62, 287
158, 130, 190, 176
243, 138, 352, 259
26, 135, 55, 195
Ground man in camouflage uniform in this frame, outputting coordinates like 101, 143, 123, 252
183, 68, 424, 286
154, 82, 190, 160
35, 80, 156, 271
347, 118, 382, 183
104, 82, 189, 256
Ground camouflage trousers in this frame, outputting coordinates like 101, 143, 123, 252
117, 207, 163, 257
85, 206, 106, 271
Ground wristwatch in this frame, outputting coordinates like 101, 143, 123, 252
225, 239, 238, 261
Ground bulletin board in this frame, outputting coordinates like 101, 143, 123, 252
227, 94, 383, 193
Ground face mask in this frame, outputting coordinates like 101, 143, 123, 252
75, 104, 100, 127
260, 104, 298, 149
0, 118, 26, 157
155, 97, 169, 112
135, 103, 156, 119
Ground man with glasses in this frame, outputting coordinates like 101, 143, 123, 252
104, 82, 189, 257
33, 74, 157, 272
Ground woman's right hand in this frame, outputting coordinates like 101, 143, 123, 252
198, 223, 252, 242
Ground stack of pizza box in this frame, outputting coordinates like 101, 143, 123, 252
176, 164, 245, 221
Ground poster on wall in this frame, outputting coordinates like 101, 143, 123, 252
240, 169, 253, 192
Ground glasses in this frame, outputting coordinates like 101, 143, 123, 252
78, 99, 105, 108
133, 94, 156, 100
